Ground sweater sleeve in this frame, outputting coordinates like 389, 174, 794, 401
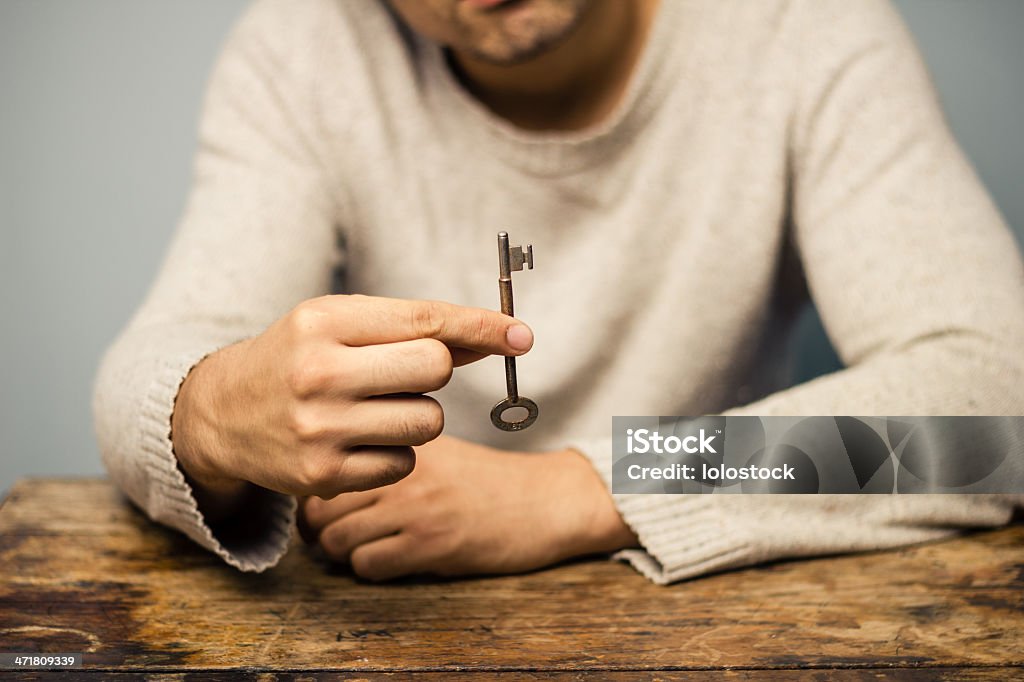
92, 0, 343, 571
568, 0, 1024, 585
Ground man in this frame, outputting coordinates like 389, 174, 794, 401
94, 0, 1024, 584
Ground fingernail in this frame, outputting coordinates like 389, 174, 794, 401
506, 324, 533, 352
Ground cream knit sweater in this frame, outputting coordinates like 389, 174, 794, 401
93, 0, 1024, 584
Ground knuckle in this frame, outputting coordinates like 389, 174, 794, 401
296, 454, 329, 493
422, 535, 455, 568
418, 339, 454, 389
300, 496, 325, 530
389, 401, 443, 446
411, 300, 445, 338
284, 355, 327, 398
350, 546, 384, 581
473, 312, 493, 347
287, 405, 326, 443
367, 349, 401, 393
319, 525, 351, 561
296, 452, 348, 498
288, 300, 324, 335
375, 448, 417, 484
428, 524, 463, 562
417, 399, 445, 443
310, 478, 344, 501
395, 449, 419, 478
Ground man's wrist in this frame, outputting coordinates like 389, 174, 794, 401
551, 448, 639, 557
171, 357, 217, 483
170, 351, 251, 520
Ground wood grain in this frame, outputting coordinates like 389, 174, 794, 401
1, 479, 1021, 676
5, 669, 1024, 681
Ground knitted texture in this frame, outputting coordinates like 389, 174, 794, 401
94, 0, 1024, 581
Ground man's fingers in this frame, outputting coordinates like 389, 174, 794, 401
349, 534, 420, 581
339, 395, 444, 447
319, 506, 403, 562
314, 295, 534, 356
301, 490, 381, 536
290, 339, 455, 398
314, 446, 416, 496
347, 339, 454, 396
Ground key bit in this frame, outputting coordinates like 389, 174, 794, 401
509, 244, 534, 271
491, 232, 539, 432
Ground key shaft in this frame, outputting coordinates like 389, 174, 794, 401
491, 232, 538, 431
496, 232, 531, 399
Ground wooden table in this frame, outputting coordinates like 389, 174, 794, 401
1, 479, 1021, 679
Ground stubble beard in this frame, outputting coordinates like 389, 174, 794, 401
453, 0, 591, 66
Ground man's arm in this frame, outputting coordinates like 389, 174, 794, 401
569, 0, 1024, 584
292, 0, 1024, 586
93, 0, 536, 573
92, 0, 345, 571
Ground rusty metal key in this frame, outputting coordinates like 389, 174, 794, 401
490, 232, 539, 431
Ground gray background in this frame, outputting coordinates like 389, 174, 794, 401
1, 0, 1022, 493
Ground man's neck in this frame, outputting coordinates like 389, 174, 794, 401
449, 0, 660, 132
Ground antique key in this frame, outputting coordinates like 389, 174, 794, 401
490, 232, 539, 431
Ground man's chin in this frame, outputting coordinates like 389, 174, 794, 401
454, 0, 587, 65
462, 39, 560, 66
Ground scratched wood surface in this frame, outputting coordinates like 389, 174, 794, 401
0, 479, 1021, 679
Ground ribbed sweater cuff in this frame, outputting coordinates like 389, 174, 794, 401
567, 436, 766, 585
137, 349, 296, 572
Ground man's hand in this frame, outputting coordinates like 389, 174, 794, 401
170, 295, 534, 515
297, 435, 639, 581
